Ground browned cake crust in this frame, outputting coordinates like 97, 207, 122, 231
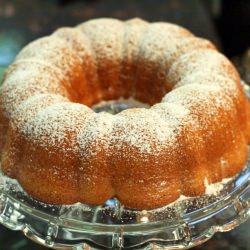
0, 18, 250, 209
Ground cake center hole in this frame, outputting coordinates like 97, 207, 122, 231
92, 98, 150, 114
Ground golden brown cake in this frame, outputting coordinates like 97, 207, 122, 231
0, 18, 250, 209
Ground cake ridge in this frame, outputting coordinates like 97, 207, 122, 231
0, 18, 249, 209
167, 48, 239, 86
121, 18, 148, 99
78, 18, 124, 102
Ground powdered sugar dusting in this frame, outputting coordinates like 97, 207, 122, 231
0, 18, 247, 209
0, 59, 70, 117
77, 112, 114, 157
76, 107, 182, 155
20, 102, 93, 150
204, 177, 232, 196
12, 94, 68, 128
53, 27, 93, 63
175, 72, 238, 96
167, 49, 240, 88
113, 109, 179, 154
120, 18, 148, 97
138, 23, 192, 62
163, 84, 234, 112
15, 36, 78, 75
78, 18, 124, 99
78, 18, 124, 58
152, 102, 189, 128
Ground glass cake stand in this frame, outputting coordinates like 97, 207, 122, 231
0, 87, 250, 250
0, 156, 249, 250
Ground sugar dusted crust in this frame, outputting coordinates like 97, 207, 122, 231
0, 18, 250, 209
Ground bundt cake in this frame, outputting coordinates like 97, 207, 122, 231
0, 18, 250, 209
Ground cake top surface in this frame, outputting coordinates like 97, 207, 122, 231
0, 18, 242, 157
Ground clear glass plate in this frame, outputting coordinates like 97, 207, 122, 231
0, 158, 249, 250
0, 85, 250, 250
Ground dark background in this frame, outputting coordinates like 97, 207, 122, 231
215, 0, 250, 57
0, 0, 250, 249
0, 0, 250, 68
